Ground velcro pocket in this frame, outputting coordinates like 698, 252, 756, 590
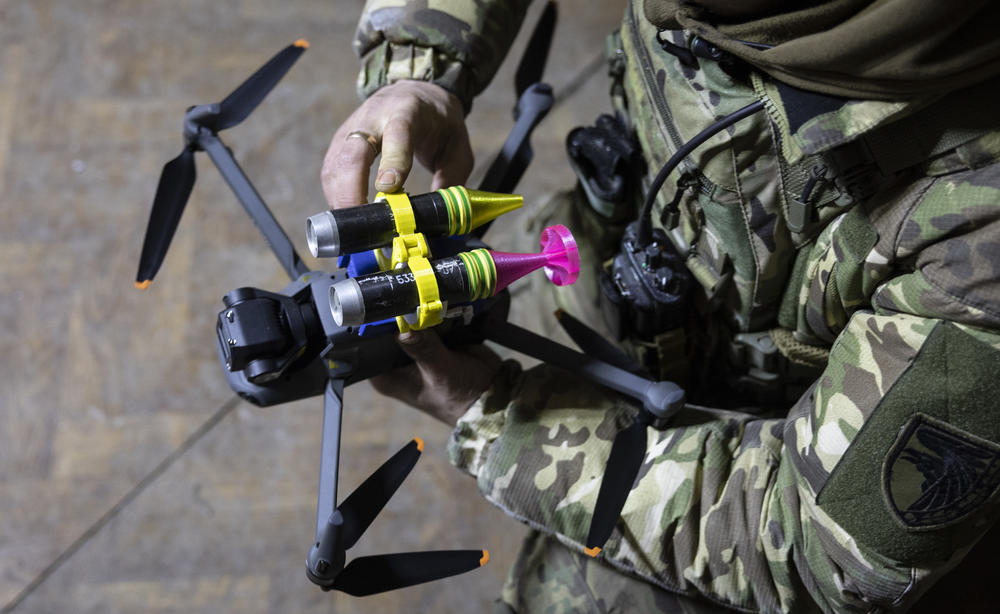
817, 322, 1000, 563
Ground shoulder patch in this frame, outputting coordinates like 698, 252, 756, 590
884, 413, 1000, 531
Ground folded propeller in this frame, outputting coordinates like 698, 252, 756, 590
551, 310, 652, 556
486, 310, 686, 558
135, 40, 309, 288
306, 382, 488, 596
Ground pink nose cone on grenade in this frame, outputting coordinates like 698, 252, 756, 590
490, 224, 580, 292
328, 225, 580, 327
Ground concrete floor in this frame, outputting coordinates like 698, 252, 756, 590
0, 1, 622, 612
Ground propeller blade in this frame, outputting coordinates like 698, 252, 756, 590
514, 1, 557, 100
584, 413, 649, 556
135, 147, 197, 287
554, 310, 645, 375
338, 438, 424, 550
332, 549, 489, 597
475, 82, 553, 220
217, 39, 308, 131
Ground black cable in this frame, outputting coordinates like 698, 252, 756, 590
734, 39, 774, 51
636, 100, 765, 246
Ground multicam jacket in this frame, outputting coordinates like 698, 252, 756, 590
353, 1, 1000, 612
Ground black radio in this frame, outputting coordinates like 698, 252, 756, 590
600, 220, 691, 341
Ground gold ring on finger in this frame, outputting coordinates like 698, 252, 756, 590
346, 130, 380, 156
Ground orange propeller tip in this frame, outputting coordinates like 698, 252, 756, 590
480, 550, 490, 566
554, 308, 564, 319
134, 280, 152, 290
294, 38, 310, 49
414, 437, 425, 452
584, 546, 601, 558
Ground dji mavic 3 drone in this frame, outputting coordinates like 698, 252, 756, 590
136, 2, 686, 597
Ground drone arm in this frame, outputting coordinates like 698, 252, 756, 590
485, 319, 684, 419
554, 309, 645, 375
486, 319, 641, 398
305, 378, 347, 589
316, 378, 345, 539
199, 131, 309, 281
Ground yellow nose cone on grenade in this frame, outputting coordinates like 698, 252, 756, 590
305, 186, 524, 258
438, 186, 523, 236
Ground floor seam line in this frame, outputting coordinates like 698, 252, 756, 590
1, 395, 243, 613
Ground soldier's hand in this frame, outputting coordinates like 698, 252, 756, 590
321, 81, 485, 422
321, 80, 473, 209
371, 329, 502, 427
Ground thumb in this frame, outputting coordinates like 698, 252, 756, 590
396, 329, 449, 366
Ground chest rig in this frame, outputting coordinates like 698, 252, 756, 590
566, 6, 909, 409
568, 4, 996, 409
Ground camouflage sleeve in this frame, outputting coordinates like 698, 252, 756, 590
447, 161, 1000, 613
353, 0, 532, 111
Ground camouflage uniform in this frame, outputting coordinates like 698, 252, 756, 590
353, 1, 1000, 612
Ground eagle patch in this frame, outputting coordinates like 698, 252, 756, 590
884, 414, 1000, 530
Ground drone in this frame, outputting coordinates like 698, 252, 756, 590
135, 2, 687, 597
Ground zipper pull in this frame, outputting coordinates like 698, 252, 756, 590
788, 164, 827, 233
659, 173, 697, 230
